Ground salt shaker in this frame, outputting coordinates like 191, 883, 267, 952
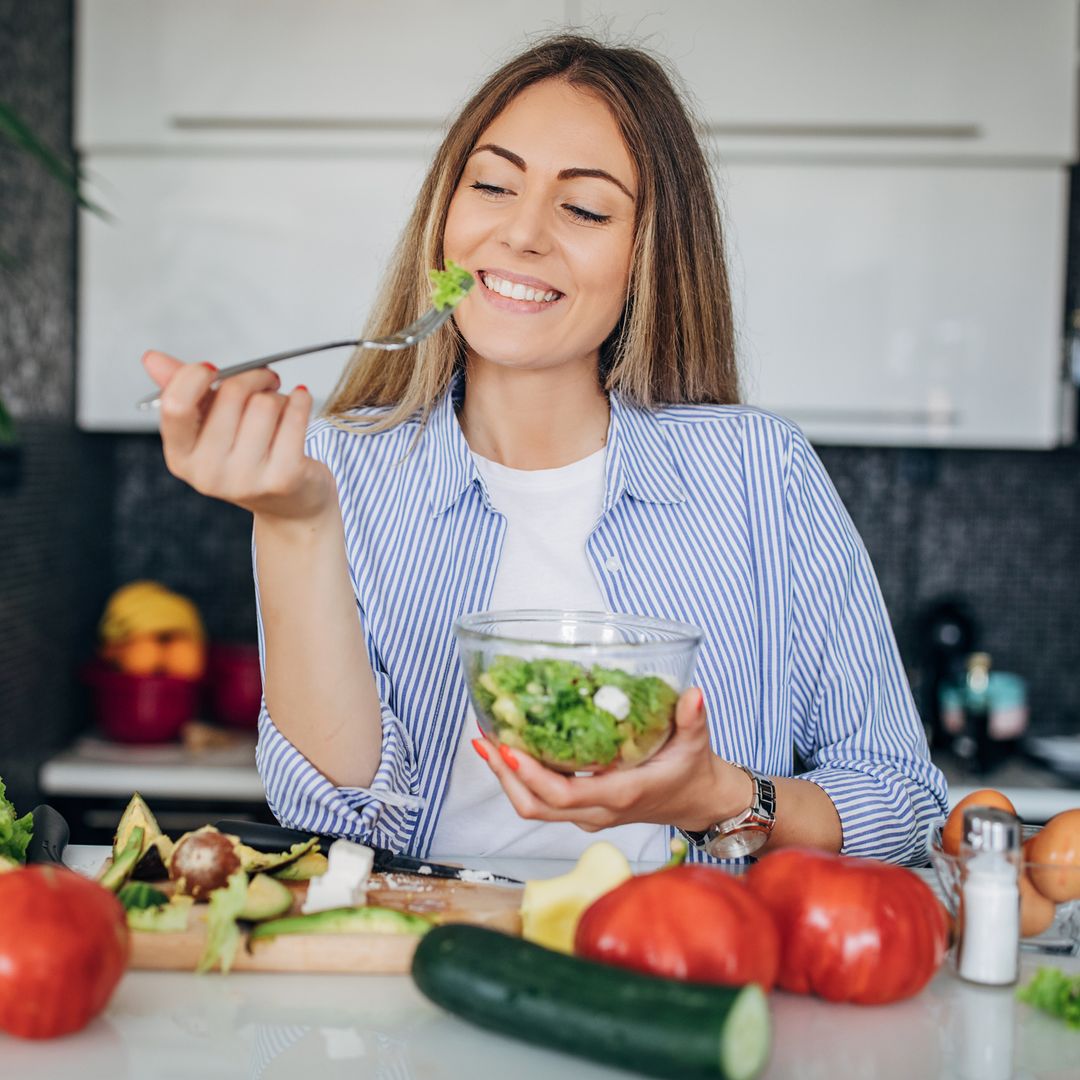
955, 806, 1022, 986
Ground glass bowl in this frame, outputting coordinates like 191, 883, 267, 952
453, 610, 703, 774
927, 821, 1080, 956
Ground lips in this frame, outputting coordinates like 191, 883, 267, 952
475, 269, 566, 313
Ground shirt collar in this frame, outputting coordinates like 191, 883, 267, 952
424, 373, 687, 517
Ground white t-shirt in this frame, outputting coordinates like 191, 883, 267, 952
428, 447, 667, 861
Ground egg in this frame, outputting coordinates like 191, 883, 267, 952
941, 789, 1018, 856
1019, 840, 1057, 937
1026, 808, 1080, 903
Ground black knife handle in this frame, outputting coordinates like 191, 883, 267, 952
215, 819, 326, 854
27, 805, 70, 865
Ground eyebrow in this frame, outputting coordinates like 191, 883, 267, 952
470, 143, 635, 201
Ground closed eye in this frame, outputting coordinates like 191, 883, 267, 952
564, 204, 610, 225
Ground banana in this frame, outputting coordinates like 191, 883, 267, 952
99, 581, 206, 644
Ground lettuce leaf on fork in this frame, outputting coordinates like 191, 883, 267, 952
428, 259, 474, 311
0, 776, 33, 863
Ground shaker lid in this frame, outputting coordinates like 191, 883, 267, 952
962, 806, 1021, 853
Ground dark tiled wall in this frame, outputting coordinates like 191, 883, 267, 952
2, 4, 1078, 821
0, 0, 113, 810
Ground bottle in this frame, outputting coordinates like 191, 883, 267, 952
965, 652, 994, 773
955, 806, 1021, 987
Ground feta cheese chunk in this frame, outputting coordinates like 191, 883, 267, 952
301, 839, 375, 915
592, 685, 631, 721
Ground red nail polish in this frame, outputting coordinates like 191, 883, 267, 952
695, 689, 705, 713
471, 738, 489, 762
295, 384, 308, 393
499, 744, 520, 771
201, 362, 218, 373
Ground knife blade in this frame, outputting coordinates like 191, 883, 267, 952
26, 805, 70, 866
213, 819, 522, 886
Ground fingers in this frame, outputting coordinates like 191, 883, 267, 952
154, 359, 219, 461
266, 386, 313, 479
476, 737, 627, 828
192, 368, 282, 460
674, 687, 707, 734
141, 350, 184, 389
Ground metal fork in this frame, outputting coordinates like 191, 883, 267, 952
136, 298, 461, 410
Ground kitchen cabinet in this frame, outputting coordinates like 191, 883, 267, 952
78, 152, 432, 427
724, 161, 1068, 447
582, 0, 1077, 161
75, 1, 1078, 446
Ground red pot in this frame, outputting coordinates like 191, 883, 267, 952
81, 659, 199, 743
207, 642, 262, 730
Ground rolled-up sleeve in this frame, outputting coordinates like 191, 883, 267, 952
250, 424, 421, 852
784, 430, 947, 865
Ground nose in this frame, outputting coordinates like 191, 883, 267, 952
494, 189, 551, 257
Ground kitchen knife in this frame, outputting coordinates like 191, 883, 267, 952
26, 804, 70, 865
214, 819, 522, 886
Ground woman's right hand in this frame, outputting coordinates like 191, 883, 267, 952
141, 351, 337, 524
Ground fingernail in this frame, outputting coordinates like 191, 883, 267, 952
695, 689, 705, 713
201, 362, 219, 373
295, 384, 308, 393
499, 744, 519, 771
471, 738, 489, 762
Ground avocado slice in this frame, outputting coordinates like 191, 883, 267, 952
239, 873, 294, 921
127, 895, 194, 932
249, 905, 432, 942
113, 792, 163, 858
271, 851, 329, 881
236, 837, 319, 874
132, 834, 175, 882
99, 826, 144, 892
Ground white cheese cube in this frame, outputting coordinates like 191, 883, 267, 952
593, 685, 631, 721
300, 839, 375, 914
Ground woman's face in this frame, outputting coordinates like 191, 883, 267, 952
444, 78, 637, 375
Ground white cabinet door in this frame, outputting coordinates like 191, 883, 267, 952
724, 162, 1068, 447
76, 0, 568, 149
77, 151, 433, 430
582, 0, 1077, 160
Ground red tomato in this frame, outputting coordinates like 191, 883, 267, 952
0, 865, 129, 1039
574, 864, 780, 990
744, 848, 949, 1005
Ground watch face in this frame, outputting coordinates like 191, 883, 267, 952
705, 826, 769, 860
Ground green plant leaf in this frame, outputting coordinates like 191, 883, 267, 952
0, 102, 111, 220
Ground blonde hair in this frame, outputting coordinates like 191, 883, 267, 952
324, 33, 739, 431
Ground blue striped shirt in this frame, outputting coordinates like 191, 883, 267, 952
254, 375, 948, 866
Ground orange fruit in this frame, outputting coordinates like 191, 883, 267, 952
161, 636, 207, 681
942, 788, 1017, 855
1026, 808, 1080, 903
116, 635, 166, 677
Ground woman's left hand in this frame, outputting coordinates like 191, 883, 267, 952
473, 688, 754, 832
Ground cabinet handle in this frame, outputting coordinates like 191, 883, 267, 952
778, 407, 960, 427
705, 122, 981, 140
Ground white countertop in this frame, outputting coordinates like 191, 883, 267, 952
4, 845, 1076, 1080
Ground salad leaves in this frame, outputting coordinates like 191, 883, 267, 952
0, 777, 32, 863
473, 656, 677, 768
1017, 967, 1080, 1029
197, 869, 249, 974
428, 259, 474, 311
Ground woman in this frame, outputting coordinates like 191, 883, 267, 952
143, 34, 947, 865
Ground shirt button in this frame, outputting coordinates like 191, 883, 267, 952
604, 555, 622, 573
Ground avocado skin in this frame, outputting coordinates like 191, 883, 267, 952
249, 906, 432, 941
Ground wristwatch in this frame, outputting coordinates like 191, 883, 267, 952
678, 764, 777, 859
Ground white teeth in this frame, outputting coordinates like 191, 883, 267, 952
481, 273, 560, 302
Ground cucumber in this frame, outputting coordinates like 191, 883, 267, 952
411, 925, 770, 1080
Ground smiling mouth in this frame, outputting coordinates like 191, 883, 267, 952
479, 271, 564, 305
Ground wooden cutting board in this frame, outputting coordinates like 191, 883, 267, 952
129, 874, 523, 974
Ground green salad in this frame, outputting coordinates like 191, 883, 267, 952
428, 259, 474, 311
471, 656, 678, 770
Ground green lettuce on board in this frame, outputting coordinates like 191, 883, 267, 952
0, 777, 32, 863
428, 259, 474, 311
